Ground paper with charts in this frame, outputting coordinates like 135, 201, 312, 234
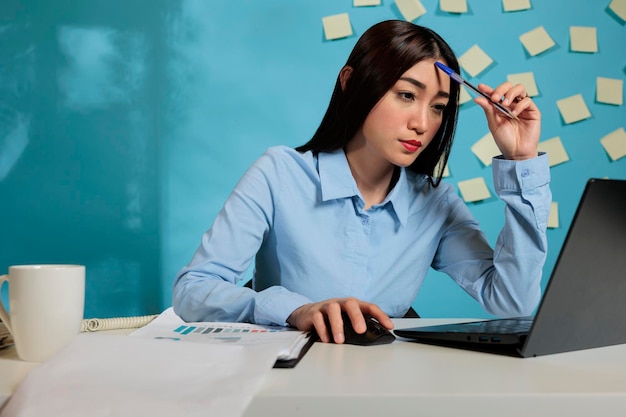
131, 307, 312, 363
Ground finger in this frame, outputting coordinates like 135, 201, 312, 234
476, 81, 514, 106
312, 311, 331, 343
511, 95, 540, 119
476, 84, 516, 122
511, 99, 530, 118
342, 299, 366, 334
498, 84, 527, 107
326, 302, 345, 344
360, 303, 395, 330
343, 310, 366, 334
483, 82, 512, 104
513, 93, 529, 103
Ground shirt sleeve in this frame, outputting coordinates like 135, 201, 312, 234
171, 148, 313, 326
433, 153, 551, 317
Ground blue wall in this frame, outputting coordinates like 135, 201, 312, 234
1, 0, 624, 318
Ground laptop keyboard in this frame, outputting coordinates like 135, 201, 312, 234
449, 319, 532, 334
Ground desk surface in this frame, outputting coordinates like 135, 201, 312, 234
2, 319, 626, 417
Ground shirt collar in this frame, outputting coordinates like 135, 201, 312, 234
317, 149, 411, 227
318, 149, 358, 201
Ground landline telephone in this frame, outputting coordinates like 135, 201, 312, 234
0, 314, 159, 350
0, 319, 11, 349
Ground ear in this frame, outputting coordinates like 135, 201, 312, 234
339, 66, 353, 92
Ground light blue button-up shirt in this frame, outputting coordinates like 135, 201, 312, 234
173, 146, 551, 326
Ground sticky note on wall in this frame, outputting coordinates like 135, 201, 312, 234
609, 0, 626, 21
395, 0, 427, 21
471, 132, 501, 166
459, 45, 493, 78
442, 163, 450, 177
570, 26, 598, 53
600, 127, 626, 161
597, 77, 624, 105
538, 137, 569, 167
502, 0, 531, 12
507, 72, 539, 97
354, 0, 381, 6
556, 94, 591, 124
440, 0, 468, 13
548, 202, 559, 229
519, 26, 555, 56
457, 177, 491, 203
435, 157, 450, 178
322, 13, 353, 40
458, 85, 472, 104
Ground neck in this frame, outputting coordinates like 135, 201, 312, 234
345, 147, 396, 210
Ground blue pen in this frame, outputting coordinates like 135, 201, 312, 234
435, 62, 518, 120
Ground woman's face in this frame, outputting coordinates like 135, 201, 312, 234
350, 58, 451, 168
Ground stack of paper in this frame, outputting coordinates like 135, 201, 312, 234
1, 333, 280, 417
2, 308, 316, 417
131, 308, 315, 368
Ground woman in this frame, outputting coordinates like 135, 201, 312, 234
172, 20, 551, 344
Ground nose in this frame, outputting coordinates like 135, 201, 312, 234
407, 103, 429, 135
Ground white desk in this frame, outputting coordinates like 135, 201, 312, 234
2, 319, 626, 417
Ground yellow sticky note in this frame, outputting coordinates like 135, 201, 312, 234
548, 202, 559, 229
609, 0, 626, 21
507, 72, 539, 97
570, 26, 598, 53
556, 94, 591, 124
322, 13, 353, 40
459, 45, 493, 78
597, 77, 624, 106
459, 85, 472, 104
471, 132, 501, 167
519, 26, 555, 56
440, 0, 467, 13
600, 127, 626, 161
434, 157, 450, 178
458, 177, 491, 203
502, 0, 531, 12
538, 137, 569, 167
395, 0, 427, 21
354, 0, 381, 6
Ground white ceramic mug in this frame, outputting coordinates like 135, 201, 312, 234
0, 264, 85, 362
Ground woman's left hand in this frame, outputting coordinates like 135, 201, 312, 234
474, 82, 541, 161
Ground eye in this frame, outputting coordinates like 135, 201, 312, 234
398, 91, 415, 102
432, 103, 447, 114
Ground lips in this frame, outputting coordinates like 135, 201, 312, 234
400, 140, 422, 152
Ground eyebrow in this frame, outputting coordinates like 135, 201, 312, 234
399, 77, 450, 99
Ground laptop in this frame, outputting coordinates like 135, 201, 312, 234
394, 178, 626, 358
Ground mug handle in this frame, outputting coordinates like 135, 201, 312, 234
0, 275, 12, 334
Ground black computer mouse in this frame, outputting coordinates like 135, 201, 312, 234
322, 313, 395, 346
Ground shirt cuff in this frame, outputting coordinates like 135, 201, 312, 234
254, 286, 313, 326
492, 153, 550, 192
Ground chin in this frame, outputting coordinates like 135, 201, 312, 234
392, 155, 420, 168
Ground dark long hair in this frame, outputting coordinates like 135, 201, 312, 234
296, 20, 460, 186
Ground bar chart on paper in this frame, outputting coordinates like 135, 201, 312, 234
130, 309, 313, 363
170, 323, 293, 341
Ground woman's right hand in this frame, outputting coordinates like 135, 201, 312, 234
286, 297, 394, 344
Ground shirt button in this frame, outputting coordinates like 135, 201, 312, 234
361, 218, 369, 225
521, 169, 530, 178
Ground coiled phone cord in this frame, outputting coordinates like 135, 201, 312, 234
81, 314, 158, 332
